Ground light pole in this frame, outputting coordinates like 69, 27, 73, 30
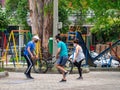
19, 25, 24, 62
53, 0, 58, 57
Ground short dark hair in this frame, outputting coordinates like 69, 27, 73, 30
55, 34, 61, 40
73, 39, 79, 44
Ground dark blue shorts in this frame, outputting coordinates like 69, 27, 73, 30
56, 56, 68, 66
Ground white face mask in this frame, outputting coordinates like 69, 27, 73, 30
73, 44, 77, 47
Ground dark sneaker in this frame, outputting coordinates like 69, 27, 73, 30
76, 77, 83, 80
24, 73, 34, 79
24, 73, 30, 78
59, 79, 66, 82
29, 76, 34, 79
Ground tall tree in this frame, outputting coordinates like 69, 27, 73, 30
28, 0, 39, 34
43, 0, 53, 50
29, 0, 53, 52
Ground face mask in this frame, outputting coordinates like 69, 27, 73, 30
73, 44, 77, 47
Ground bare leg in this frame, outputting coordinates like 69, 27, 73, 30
56, 64, 67, 80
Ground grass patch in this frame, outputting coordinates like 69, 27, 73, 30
9, 56, 26, 62
0, 68, 4, 72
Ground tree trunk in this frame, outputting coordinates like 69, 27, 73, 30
28, 0, 39, 35
28, 0, 53, 55
43, 0, 53, 52
36, 0, 44, 44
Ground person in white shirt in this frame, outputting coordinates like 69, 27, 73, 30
69, 39, 85, 79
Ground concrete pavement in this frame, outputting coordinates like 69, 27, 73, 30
0, 71, 120, 90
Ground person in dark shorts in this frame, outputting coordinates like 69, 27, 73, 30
55, 34, 69, 82
23, 35, 40, 79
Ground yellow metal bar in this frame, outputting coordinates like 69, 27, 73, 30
39, 41, 42, 59
11, 31, 19, 66
36, 40, 42, 59
36, 42, 39, 56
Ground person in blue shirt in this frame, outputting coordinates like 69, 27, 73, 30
23, 35, 40, 79
55, 34, 68, 82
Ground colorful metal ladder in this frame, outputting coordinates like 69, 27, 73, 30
67, 31, 77, 56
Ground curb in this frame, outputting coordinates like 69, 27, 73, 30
3, 67, 120, 74
90, 67, 120, 71
4, 67, 90, 74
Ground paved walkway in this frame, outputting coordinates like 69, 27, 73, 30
0, 71, 120, 90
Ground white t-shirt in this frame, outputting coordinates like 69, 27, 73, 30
69, 46, 85, 62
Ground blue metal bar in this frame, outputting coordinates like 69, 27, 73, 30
93, 40, 120, 61
75, 31, 96, 66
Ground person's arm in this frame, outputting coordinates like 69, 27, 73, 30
33, 50, 39, 59
56, 48, 61, 59
56, 42, 61, 59
74, 46, 79, 62
27, 46, 34, 58
32, 50, 36, 56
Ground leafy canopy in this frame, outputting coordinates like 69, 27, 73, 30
0, 7, 9, 30
86, 0, 120, 42
5, 0, 29, 29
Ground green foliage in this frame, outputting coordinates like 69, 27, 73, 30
16, 0, 29, 29
0, 68, 4, 72
44, 2, 53, 16
61, 0, 120, 42
58, 0, 70, 33
5, 0, 19, 25
5, 0, 19, 12
5, 0, 120, 42
86, 0, 120, 42
0, 7, 9, 30
59, 0, 89, 28
5, 0, 29, 29
58, 0, 90, 33
9, 56, 26, 62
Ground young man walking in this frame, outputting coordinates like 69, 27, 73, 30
23, 35, 40, 79
55, 34, 68, 82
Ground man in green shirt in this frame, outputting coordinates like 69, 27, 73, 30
55, 34, 68, 82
